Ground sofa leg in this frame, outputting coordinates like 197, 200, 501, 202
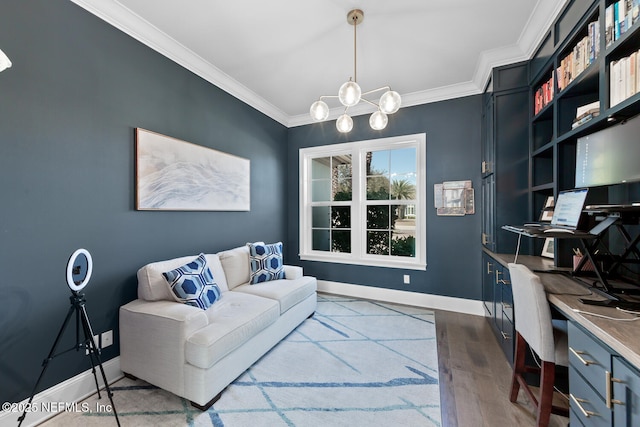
191, 391, 222, 411
123, 372, 138, 381
307, 311, 315, 319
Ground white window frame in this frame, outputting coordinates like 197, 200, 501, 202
299, 133, 426, 270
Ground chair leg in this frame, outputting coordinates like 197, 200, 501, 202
537, 361, 555, 427
510, 332, 526, 402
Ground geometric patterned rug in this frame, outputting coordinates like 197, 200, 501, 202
41, 294, 441, 426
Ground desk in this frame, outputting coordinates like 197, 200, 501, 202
484, 249, 640, 368
484, 248, 640, 425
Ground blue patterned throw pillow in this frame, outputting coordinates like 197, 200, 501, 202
248, 242, 285, 284
162, 253, 221, 309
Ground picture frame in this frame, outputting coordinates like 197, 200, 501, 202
539, 196, 555, 222
135, 128, 250, 211
541, 237, 555, 258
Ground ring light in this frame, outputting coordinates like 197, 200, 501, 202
66, 248, 93, 292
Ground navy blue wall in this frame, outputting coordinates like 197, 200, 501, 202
286, 96, 483, 300
0, 0, 288, 403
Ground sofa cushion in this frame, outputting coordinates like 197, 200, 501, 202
138, 254, 228, 301
248, 242, 285, 284
185, 292, 279, 369
233, 276, 317, 314
162, 254, 222, 310
218, 245, 254, 289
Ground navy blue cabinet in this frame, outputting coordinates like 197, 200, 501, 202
568, 321, 640, 426
482, 252, 515, 364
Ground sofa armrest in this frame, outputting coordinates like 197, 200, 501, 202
283, 265, 303, 280
119, 299, 209, 396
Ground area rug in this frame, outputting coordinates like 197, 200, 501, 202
42, 294, 441, 426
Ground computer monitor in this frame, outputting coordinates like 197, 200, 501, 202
551, 188, 588, 228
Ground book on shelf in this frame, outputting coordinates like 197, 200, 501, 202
572, 100, 600, 129
534, 71, 554, 115
610, 48, 640, 107
572, 111, 600, 129
606, 0, 640, 47
557, 20, 599, 92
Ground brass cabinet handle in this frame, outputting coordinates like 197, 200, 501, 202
503, 303, 512, 309
570, 347, 597, 366
570, 394, 599, 418
487, 261, 493, 274
606, 371, 625, 408
498, 279, 511, 285
500, 331, 511, 341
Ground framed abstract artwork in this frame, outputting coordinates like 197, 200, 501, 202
135, 128, 250, 211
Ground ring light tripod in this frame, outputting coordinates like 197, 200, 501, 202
18, 249, 120, 426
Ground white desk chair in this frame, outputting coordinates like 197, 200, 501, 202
507, 263, 569, 427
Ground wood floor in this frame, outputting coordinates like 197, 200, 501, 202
435, 309, 570, 427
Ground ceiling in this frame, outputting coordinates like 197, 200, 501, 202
71, 0, 568, 127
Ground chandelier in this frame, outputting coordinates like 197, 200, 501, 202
309, 9, 401, 133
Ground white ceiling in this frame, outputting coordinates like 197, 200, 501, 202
71, 0, 568, 127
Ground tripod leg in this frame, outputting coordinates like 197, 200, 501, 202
82, 319, 102, 399
18, 304, 76, 426
79, 304, 121, 427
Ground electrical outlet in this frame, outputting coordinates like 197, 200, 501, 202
403, 274, 410, 284
101, 330, 113, 348
86, 334, 100, 355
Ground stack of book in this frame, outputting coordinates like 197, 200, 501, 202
610, 48, 640, 107
557, 20, 600, 92
605, 0, 640, 47
534, 71, 554, 115
572, 101, 600, 129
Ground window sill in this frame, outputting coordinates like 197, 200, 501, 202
299, 253, 426, 271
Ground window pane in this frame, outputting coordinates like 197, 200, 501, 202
391, 176, 416, 200
312, 157, 330, 179
367, 150, 389, 175
367, 231, 390, 255
367, 205, 389, 229
312, 229, 330, 251
332, 230, 351, 253
331, 206, 350, 228
391, 204, 415, 257
391, 231, 415, 257
332, 155, 352, 201
312, 179, 330, 202
367, 176, 390, 200
390, 148, 416, 176
312, 206, 330, 228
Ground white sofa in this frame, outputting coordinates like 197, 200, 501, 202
119, 244, 317, 409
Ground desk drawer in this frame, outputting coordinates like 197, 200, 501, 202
569, 366, 611, 427
568, 322, 611, 400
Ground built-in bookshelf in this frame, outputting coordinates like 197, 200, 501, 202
528, 0, 640, 264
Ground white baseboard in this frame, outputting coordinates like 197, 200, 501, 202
317, 280, 485, 316
0, 357, 123, 427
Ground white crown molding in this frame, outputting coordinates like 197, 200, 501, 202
71, 0, 566, 129
69, 0, 290, 127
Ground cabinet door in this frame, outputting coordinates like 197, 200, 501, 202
497, 266, 514, 364
482, 252, 495, 317
482, 174, 495, 250
481, 94, 494, 179
613, 357, 640, 426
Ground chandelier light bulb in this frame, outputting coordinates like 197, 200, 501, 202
369, 111, 388, 130
336, 114, 354, 133
309, 100, 329, 121
379, 90, 401, 114
338, 80, 362, 107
